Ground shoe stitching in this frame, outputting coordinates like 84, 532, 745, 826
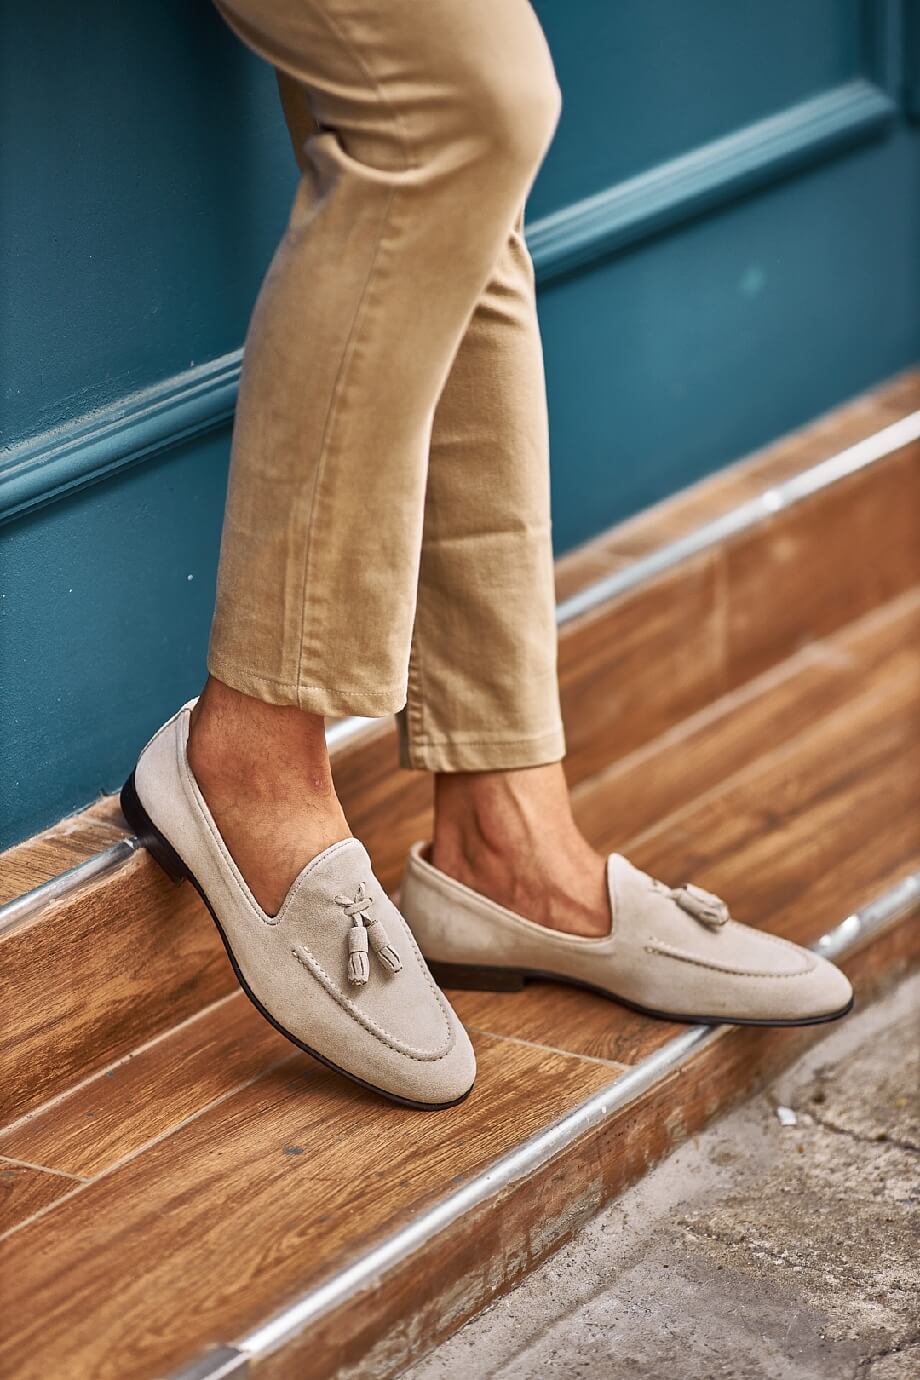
137, 699, 194, 764
291, 892, 458, 1058
275, 838, 362, 924
646, 938, 815, 978
162, 718, 458, 1059
291, 946, 455, 1062
172, 717, 290, 925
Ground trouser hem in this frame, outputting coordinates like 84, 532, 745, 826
206, 653, 405, 720
399, 723, 566, 773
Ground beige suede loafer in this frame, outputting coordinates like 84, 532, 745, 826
120, 705, 475, 1109
400, 843, 853, 1027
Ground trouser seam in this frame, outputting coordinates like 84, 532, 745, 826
404, 571, 429, 752
291, 0, 416, 694
295, 184, 400, 690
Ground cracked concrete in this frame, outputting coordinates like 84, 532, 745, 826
404, 971, 920, 1380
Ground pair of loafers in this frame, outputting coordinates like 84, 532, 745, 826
122, 704, 853, 1110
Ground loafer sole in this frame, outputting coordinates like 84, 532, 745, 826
120, 773, 473, 1112
426, 959, 855, 1028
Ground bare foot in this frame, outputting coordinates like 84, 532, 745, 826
430, 763, 611, 938
186, 677, 351, 916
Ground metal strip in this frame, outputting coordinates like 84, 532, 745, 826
556, 409, 920, 624
324, 715, 376, 752
2, 409, 917, 930
164, 1345, 248, 1380
0, 838, 138, 933
232, 873, 919, 1365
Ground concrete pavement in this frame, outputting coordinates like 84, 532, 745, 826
404, 970, 919, 1380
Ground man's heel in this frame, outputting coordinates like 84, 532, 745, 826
427, 960, 526, 993
120, 772, 190, 886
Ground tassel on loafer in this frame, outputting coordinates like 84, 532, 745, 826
121, 704, 475, 1110
399, 843, 854, 1027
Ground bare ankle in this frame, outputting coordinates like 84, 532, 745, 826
185, 677, 350, 914
430, 763, 610, 937
188, 676, 335, 802
432, 763, 581, 864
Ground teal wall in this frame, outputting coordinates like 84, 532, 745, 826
2, 0, 918, 848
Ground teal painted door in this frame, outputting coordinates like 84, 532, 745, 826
2, 0, 918, 846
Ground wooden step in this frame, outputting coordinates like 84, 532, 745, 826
0, 581, 917, 1380
1, 374, 918, 1124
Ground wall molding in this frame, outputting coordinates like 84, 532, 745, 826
0, 75, 899, 527
528, 78, 896, 284
0, 352, 241, 527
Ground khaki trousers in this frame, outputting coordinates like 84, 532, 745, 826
208, 0, 567, 772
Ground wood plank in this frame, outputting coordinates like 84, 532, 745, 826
0, 994, 291, 1177
5, 372, 911, 910
14, 594, 914, 1195
573, 590, 920, 855
0, 853, 236, 1124
3, 377, 916, 1129
4, 595, 914, 1132
874, 367, 920, 418
452, 984, 683, 1067
2, 594, 916, 1378
630, 667, 920, 946
723, 444, 920, 687
559, 551, 726, 787
0, 1159, 79, 1234
0, 1034, 616, 1380
553, 541, 630, 603
599, 384, 901, 560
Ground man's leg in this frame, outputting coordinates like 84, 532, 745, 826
189, 0, 561, 913
398, 211, 610, 938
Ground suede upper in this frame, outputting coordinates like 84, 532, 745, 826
399, 843, 853, 1023
134, 705, 475, 1106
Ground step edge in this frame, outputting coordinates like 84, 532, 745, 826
556, 408, 920, 624
0, 839, 139, 936
4, 409, 917, 936
197, 870, 917, 1375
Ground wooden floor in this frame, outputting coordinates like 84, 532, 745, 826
1, 374, 918, 1380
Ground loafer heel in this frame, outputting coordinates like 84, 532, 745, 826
428, 961, 526, 992
120, 771, 190, 886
